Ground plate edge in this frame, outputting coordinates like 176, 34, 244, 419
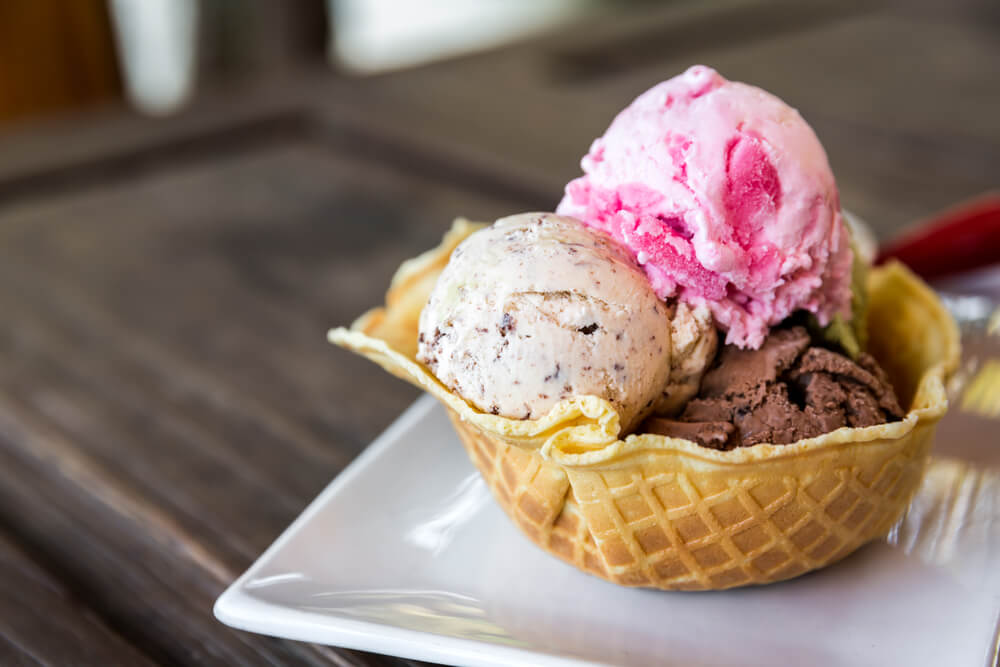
213, 393, 612, 667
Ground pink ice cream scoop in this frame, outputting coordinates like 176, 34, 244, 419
557, 65, 852, 349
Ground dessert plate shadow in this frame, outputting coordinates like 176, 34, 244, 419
215, 395, 1000, 667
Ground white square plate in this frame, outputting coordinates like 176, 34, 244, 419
215, 395, 1000, 666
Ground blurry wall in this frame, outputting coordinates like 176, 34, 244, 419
0, 0, 121, 126
0, 1, 327, 125
329, 0, 593, 73
0, 0, 602, 125
108, 0, 326, 114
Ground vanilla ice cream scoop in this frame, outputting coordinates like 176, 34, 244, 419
417, 213, 681, 433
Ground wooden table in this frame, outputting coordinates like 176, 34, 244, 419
1, 2, 997, 664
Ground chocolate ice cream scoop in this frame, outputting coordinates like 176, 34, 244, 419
643, 326, 904, 449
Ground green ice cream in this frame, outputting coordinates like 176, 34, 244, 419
809, 236, 869, 359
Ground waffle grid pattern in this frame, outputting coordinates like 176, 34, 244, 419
451, 412, 609, 576
451, 410, 929, 590
569, 450, 919, 590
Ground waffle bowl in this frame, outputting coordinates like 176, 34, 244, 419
330, 220, 960, 590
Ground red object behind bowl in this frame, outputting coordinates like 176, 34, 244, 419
876, 194, 1000, 281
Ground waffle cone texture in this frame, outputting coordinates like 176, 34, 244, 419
330, 220, 960, 590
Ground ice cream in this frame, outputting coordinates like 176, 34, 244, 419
643, 326, 903, 449
417, 213, 714, 432
557, 65, 852, 349
330, 63, 959, 591
657, 300, 717, 416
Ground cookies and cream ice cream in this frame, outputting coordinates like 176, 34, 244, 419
557, 65, 852, 349
657, 300, 716, 416
417, 213, 714, 432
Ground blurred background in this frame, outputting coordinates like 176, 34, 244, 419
0, 0, 611, 120
1, 0, 997, 239
0, 3, 998, 664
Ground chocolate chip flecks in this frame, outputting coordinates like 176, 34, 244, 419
544, 363, 561, 382
498, 312, 515, 336
578, 322, 599, 335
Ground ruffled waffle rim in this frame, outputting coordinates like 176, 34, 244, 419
329, 218, 960, 470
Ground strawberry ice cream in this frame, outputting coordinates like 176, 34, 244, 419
557, 65, 852, 349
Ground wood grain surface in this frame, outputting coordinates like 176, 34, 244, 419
0, 1, 996, 664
